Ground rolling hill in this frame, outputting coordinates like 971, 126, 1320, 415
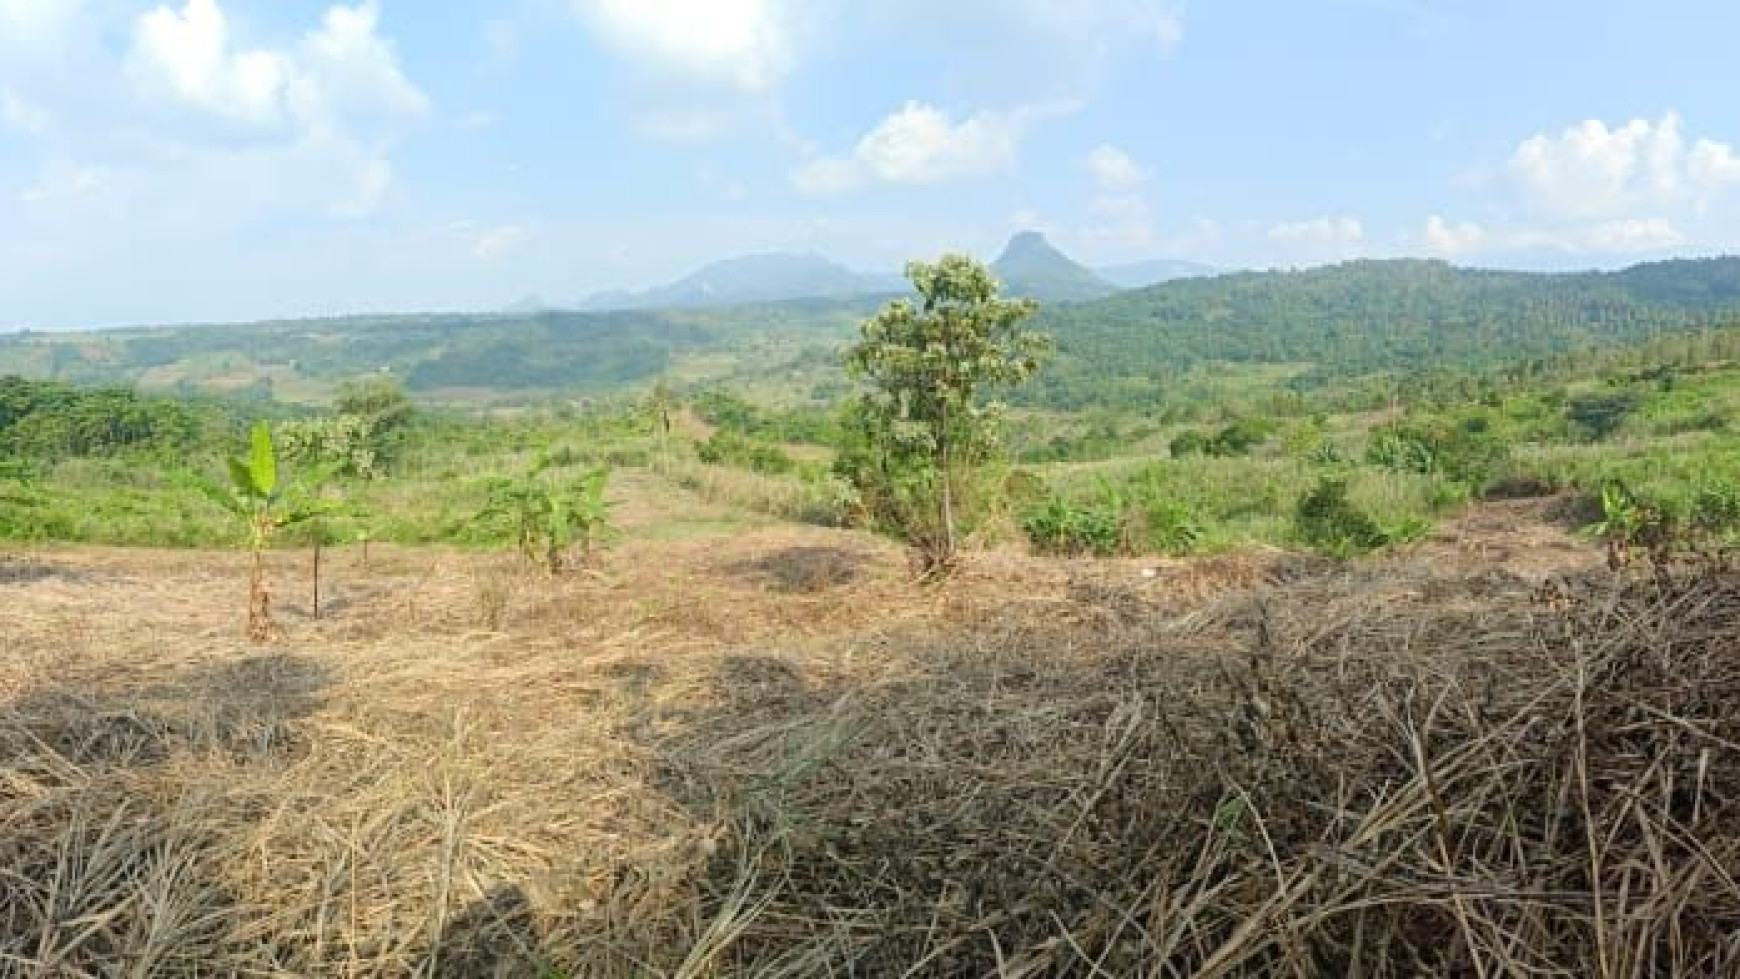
579, 252, 899, 310
1029, 256, 1740, 405
5, 255, 1740, 410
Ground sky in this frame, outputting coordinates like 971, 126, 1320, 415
2, 0, 1739, 328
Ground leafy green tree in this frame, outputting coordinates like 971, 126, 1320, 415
202, 422, 334, 641
842, 255, 1050, 574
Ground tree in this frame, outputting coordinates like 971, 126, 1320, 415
843, 254, 1049, 575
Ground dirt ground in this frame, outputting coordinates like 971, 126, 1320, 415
0, 495, 1614, 974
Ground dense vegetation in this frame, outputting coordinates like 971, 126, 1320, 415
1029, 256, 1740, 407
9, 257, 1740, 415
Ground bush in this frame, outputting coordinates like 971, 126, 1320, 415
1170, 417, 1279, 458
1294, 478, 1389, 557
1021, 494, 1121, 557
1566, 389, 1641, 441
696, 430, 795, 475
1366, 414, 1510, 489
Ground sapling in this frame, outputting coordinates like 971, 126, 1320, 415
479, 453, 617, 574
202, 421, 334, 641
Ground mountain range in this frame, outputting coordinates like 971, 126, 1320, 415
571, 232, 1215, 311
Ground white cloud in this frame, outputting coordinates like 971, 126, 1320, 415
126, 0, 427, 134
1086, 143, 1146, 192
1420, 213, 1683, 259
1423, 214, 1486, 257
0, 0, 431, 223
129, 0, 292, 126
1268, 216, 1364, 246
1578, 217, 1684, 253
793, 101, 1051, 196
1504, 112, 1740, 219
473, 222, 533, 262
573, 0, 791, 93
0, 0, 79, 49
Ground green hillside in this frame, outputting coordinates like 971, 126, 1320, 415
6, 256, 1739, 411
1030, 256, 1740, 406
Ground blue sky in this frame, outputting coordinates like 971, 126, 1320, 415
2, 0, 1739, 327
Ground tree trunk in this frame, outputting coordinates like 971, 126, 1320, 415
247, 547, 273, 642
311, 535, 322, 621
936, 397, 956, 574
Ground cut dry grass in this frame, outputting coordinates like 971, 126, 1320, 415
2, 514, 1738, 975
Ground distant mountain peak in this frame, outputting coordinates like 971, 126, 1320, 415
991, 230, 1118, 302
579, 251, 900, 311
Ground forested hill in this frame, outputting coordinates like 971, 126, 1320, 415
4, 256, 1739, 409
1030, 256, 1740, 404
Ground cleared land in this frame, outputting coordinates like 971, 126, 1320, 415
4, 496, 1739, 976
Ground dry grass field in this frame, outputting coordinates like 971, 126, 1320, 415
4, 494, 1740, 976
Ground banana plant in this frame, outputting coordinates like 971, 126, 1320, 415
202, 421, 335, 641
1590, 481, 1661, 571
479, 454, 617, 574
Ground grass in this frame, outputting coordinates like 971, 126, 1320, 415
4, 504, 1739, 974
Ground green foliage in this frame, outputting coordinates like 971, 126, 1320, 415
843, 254, 1051, 572
0, 374, 228, 460
1566, 389, 1642, 441
696, 430, 795, 475
202, 422, 335, 548
1021, 494, 1122, 557
198, 421, 337, 640
479, 453, 617, 573
1021, 473, 1202, 558
1365, 414, 1510, 489
1293, 478, 1390, 558
1030, 256, 1740, 409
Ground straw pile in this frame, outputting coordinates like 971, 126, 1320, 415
2, 535, 1738, 976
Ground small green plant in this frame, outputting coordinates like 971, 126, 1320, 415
480, 454, 617, 574
1020, 493, 1120, 557
1293, 478, 1389, 558
1588, 482, 1665, 570
201, 421, 333, 641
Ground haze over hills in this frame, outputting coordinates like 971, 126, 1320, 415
575, 233, 1133, 311
1096, 259, 1221, 289
6, 254, 1740, 409
991, 231, 1120, 302
578, 252, 901, 311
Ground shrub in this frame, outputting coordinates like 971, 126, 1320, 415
1021, 494, 1121, 557
1366, 414, 1510, 489
1294, 478, 1389, 558
1566, 389, 1641, 441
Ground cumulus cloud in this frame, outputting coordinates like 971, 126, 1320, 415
1504, 112, 1740, 219
573, 0, 791, 93
1268, 216, 1364, 246
126, 0, 426, 135
1423, 214, 1486, 257
1086, 143, 1147, 192
793, 101, 1057, 196
1426, 111, 1735, 260
0, 1, 430, 224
